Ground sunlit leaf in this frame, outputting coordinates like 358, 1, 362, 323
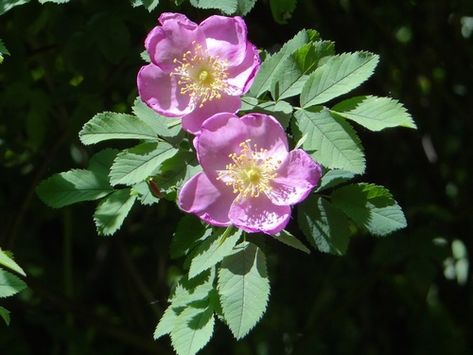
109, 142, 178, 186
79, 112, 157, 145
331, 183, 407, 236
189, 227, 242, 278
298, 195, 351, 255
93, 188, 137, 236
0, 269, 26, 298
218, 242, 270, 339
332, 95, 417, 131
301, 52, 379, 108
293, 108, 365, 174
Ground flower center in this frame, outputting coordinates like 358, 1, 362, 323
171, 43, 229, 107
217, 140, 279, 199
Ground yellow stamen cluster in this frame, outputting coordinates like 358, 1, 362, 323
171, 43, 229, 107
217, 140, 279, 199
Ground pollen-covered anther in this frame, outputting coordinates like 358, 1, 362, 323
217, 140, 278, 199
170, 43, 229, 107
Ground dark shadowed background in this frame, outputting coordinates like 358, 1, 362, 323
1, 0, 472, 354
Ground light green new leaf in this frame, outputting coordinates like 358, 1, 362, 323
0, 0, 30, 16
270, 41, 335, 100
79, 112, 157, 145
189, 0, 237, 14
331, 183, 407, 236
109, 142, 177, 186
273, 230, 311, 254
189, 227, 242, 278
269, 0, 296, 24
293, 108, 365, 174
317, 169, 356, 192
300, 52, 379, 108
0, 306, 10, 326
297, 195, 351, 255
0, 269, 27, 298
218, 242, 270, 339
331, 95, 417, 131
249, 29, 319, 98
0, 249, 26, 276
36, 169, 113, 208
132, 97, 181, 137
170, 306, 215, 355
93, 188, 137, 236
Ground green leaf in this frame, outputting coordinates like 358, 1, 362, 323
273, 230, 311, 254
236, 0, 257, 15
153, 150, 202, 196
38, 0, 70, 3
130, 0, 159, 11
170, 306, 215, 355
131, 181, 160, 206
269, 0, 297, 24
293, 108, 365, 174
154, 306, 180, 340
88, 148, 119, 177
36, 169, 113, 208
218, 242, 270, 339
300, 52, 379, 108
189, 227, 242, 278
0, 269, 27, 298
171, 269, 215, 308
93, 188, 137, 236
297, 195, 351, 255
79, 112, 158, 145
331, 183, 407, 236
0, 249, 26, 276
331, 95, 417, 131
0, 0, 30, 16
270, 41, 335, 100
240, 98, 293, 128
249, 29, 319, 98
0, 306, 10, 326
171, 215, 207, 259
109, 142, 177, 186
0, 38, 10, 56
317, 169, 356, 192
132, 97, 181, 138
189, 0, 237, 14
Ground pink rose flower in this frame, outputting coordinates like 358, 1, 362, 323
137, 13, 260, 134
178, 113, 322, 234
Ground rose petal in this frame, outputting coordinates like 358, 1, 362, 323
196, 113, 248, 175
158, 12, 197, 27
229, 195, 291, 234
239, 113, 289, 162
137, 64, 194, 117
178, 172, 233, 227
200, 15, 248, 66
267, 149, 322, 206
146, 14, 204, 71
181, 95, 241, 134
225, 43, 260, 95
